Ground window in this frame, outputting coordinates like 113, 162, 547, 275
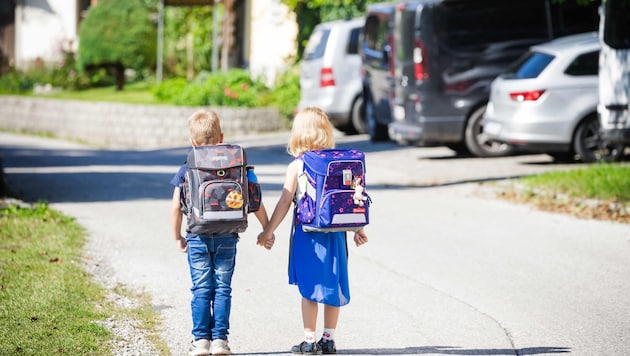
565, 51, 599, 76
347, 27, 360, 55
303, 29, 330, 61
511, 52, 555, 79
603, 0, 630, 49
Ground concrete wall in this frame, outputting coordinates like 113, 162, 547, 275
0, 96, 288, 149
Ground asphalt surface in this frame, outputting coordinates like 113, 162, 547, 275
1, 132, 629, 356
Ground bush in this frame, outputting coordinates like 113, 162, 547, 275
270, 66, 301, 119
153, 69, 271, 107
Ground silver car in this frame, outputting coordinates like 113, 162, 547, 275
483, 32, 625, 162
298, 17, 366, 134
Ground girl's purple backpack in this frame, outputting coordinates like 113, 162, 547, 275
296, 149, 371, 232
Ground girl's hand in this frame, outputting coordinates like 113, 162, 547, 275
353, 229, 368, 247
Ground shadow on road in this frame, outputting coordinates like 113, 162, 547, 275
236, 345, 570, 355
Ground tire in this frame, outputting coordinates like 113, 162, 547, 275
365, 96, 390, 142
464, 105, 514, 157
573, 115, 625, 163
350, 95, 367, 134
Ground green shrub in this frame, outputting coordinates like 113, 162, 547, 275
152, 69, 271, 107
270, 66, 301, 119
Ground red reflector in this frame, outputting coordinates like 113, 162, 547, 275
509, 90, 545, 101
320, 67, 335, 87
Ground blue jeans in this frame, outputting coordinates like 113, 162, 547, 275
186, 233, 238, 341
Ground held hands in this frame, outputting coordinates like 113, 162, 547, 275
353, 228, 368, 247
257, 231, 275, 250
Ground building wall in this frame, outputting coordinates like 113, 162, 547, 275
15, 0, 78, 70
247, 0, 297, 86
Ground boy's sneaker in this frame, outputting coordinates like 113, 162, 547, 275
317, 338, 336, 354
189, 339, 211, 356
291, 340, 320, 355
211, 339, 232, 355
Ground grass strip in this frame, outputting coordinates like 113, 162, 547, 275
499, 163, 630, 222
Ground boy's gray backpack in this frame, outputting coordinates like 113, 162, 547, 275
181, 144, 260, 235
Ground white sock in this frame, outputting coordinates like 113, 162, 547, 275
304, 331, 316, 343
322, 328, 335, 340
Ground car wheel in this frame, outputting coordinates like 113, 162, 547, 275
351, 95, 367, 134
365, 96, 390, 142
573, 115, 625, 163
464, 104, 514, 157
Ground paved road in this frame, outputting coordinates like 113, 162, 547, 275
1, 132, 629, 356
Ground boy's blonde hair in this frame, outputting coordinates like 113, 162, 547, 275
188, 110, 222, 146
288, 107, 335, 157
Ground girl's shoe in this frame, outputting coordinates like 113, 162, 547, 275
317, 338, 336, 354
291, 340, 321, 355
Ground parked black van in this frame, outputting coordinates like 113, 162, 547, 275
360, 0, 600, 156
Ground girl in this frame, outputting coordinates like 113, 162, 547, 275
257, 106, 368, 355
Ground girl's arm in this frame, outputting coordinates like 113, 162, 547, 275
258, 160, 300, 241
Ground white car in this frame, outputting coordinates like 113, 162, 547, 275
483, 32, 625, 162
298, 17, 366, 134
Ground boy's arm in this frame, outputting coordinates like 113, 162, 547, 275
253, 202, 270, 229
170, 187, 187, 252
254, 202, 275, 249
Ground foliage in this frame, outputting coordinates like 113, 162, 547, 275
152, 69, 271, 107
0, 203, 111, 354
163, 5, 216, 79
269, 65, 301, 119
0, 69, 38, 94
280, 0, 379, 60
77, 0, 157, 90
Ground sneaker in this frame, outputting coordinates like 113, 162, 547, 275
189, 338, 211, 356
291, 340, 320, 355
318, 338, 336, 354
211, 339, 232, 355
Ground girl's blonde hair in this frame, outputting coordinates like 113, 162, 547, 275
188, 110, 222, 145
288, 107, 335, 157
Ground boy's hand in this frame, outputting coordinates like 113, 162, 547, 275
176, 236, 187, 253
257, 231, 275, 250
353, 229, 368, 247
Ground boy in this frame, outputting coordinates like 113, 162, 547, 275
170, 110, 275, 356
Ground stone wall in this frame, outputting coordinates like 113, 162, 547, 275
0, 96, 289, 149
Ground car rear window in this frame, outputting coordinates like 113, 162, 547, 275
304, 29, 330, 60
508, 51, 555, 79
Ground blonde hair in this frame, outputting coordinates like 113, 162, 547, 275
188, 110, 222, 146
288, 106, 335, 157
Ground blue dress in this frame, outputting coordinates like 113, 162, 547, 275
288, 221, 350, 307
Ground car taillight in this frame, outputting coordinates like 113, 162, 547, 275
414, 39, 428, 81
320, 67, 335, 87
509, 90, 545, 101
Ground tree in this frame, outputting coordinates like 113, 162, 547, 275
77, 0, 157, 90
281, 0, 380, 61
